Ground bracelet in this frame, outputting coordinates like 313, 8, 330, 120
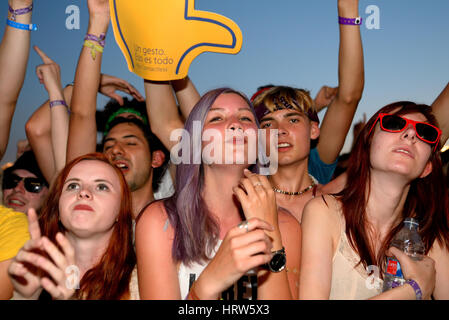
8, 4, 33, 21
84, 33, 106, 47
405, 279, 423, 300
338, 16, 362, 26
50, 100, 68, 108
6, 19, 37, 31
83, 40, 104, 60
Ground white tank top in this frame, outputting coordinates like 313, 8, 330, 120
177, 239, 258, 300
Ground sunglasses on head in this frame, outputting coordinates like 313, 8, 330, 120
2, 173, 47, 193
368, 113, 442, 151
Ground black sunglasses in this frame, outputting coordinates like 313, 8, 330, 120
2, 173, 47, 193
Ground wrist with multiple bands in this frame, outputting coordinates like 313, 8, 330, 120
84, 33, 106, 47
338, 16, 362, 26
7, 4, 37, 31
405, 279, 423, 300
83, 33, 106, 60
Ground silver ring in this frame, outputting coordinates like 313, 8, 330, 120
238, 220, 249, 232
253, 182, 263, 187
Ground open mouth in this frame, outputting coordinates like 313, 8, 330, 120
393, 147, 414, 159
8, 198, 25, 207
277, 142, 292, 151
114, 161, 130, 172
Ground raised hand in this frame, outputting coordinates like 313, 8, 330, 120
7, 208, 44, 299
34, 46, 63, 96
38, 233, 77, 300
99, 74, 144, 105
193, 218, 273, 299
314, 86, 338, 112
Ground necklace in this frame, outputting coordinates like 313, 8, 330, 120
272, 174, 316, 196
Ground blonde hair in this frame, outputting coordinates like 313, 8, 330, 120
252, 86, 316, 116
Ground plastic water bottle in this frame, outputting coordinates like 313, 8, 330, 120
382, 218, 425, 292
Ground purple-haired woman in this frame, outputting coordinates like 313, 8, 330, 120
135, 88, 301, 300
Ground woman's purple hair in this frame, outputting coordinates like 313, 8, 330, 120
164, 87, 264, 265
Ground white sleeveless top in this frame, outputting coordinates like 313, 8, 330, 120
177, 239, 257, 300
329, 200, 383, 299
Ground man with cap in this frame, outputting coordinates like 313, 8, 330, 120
2, 150, 49, 215
1, 150, 48, 299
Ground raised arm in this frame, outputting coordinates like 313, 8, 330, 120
316, 0, 364, 164
144, 77, 200, 151
67, 0, 110, 163
26, 85, 73, 184
33, 46, 70, 179
431, 82, 449, 145
0, 0, 34, 160
172, 76, 200, 121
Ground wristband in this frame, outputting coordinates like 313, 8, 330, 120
84, 33, 106, 47
405, 279, 423, 300
6, 19, 37, 31
83, 40, 104, 60
338, 16, 362, 26
8, 4, 33, 21
50, 100, 68, 108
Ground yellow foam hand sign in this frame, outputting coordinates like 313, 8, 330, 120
109, 0, 243, 81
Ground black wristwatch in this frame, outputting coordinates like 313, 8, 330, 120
266, 247, 286, 272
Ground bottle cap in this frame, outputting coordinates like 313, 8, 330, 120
404, 217, 419, 226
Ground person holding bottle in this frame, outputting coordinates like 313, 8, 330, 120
299, 101, 449, 300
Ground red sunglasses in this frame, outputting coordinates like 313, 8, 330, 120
368, 113, 442, 151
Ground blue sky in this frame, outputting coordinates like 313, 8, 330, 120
1, 0, 448, 165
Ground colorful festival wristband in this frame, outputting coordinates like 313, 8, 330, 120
8, 4, 33, 21
50, 100, 68, 108
84, 33, 106, 47
338, 16, 362, 26
406, 279, 423, 300
83, 40, 104, 60
6, 19, 37, 31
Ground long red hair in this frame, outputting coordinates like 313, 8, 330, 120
338, 102, 449, 275
39, 153, 135, 299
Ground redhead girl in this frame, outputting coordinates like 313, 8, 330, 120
300, 102, 449, 300
8, 153, 137, 300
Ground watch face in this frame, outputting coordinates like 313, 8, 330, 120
269, 252, 286, 272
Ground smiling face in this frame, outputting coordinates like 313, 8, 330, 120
259, 109, 319, 166
370, 111, 433, 180
2, 169, 49, 214
201, 93, 258, 166
58, 160, 122, 238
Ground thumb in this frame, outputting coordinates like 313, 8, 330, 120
110, 0, 242, 80
387, 246, 408, 262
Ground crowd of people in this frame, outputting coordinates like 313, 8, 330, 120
0, 0, 448, 300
